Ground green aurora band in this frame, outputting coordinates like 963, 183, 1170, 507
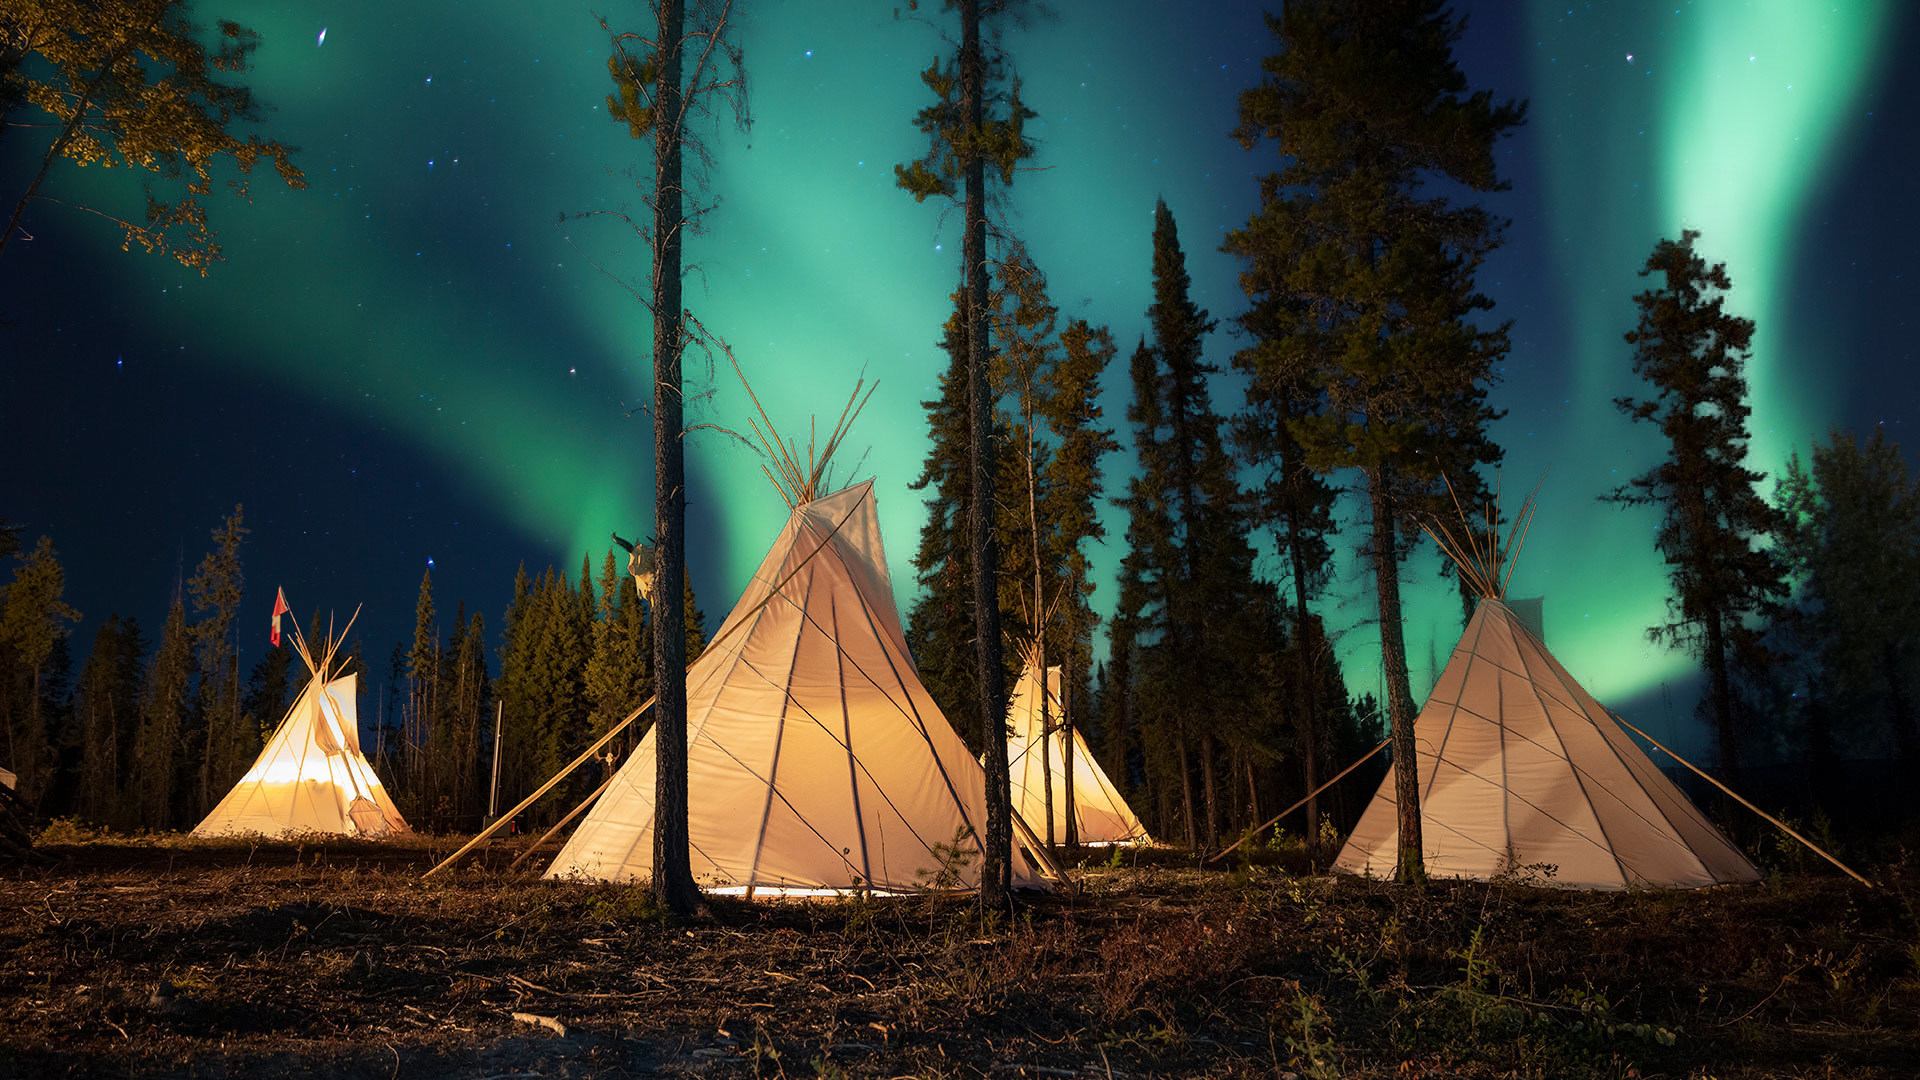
40, 2, 1898, 757
1487, 0, 1894, 740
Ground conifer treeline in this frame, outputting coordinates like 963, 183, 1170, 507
0, 511, 706, 833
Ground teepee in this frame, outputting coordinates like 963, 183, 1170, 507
547, 381, 1052, 894
193, 608, 409, 839
1007, 661, 1149, 846
1334, 486, 1757, 890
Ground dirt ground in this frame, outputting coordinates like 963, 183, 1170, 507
2, 836, 1917, 1078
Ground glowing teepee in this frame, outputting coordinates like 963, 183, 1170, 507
547, 380, 1053, 894
1006, 661, 1149, 846
1334, 485, 1758, 890
193, 608, 409, 839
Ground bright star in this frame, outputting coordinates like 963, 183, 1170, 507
1625, 52, 1635, 64
317, 27, 327, 47
804, 49, 813, 58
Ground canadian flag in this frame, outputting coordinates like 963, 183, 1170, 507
270, 587, 290, 647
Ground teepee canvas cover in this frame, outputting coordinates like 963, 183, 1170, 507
1334, 598, 1758, 890
193, 671, 409, 838
1007, 663, 1149, 846
547, 481, 1053, 894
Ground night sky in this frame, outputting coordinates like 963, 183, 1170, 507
4, 1, 1917, 760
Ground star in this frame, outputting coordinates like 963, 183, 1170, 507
316, 27, 327, 48
1625, 52, 1635, 64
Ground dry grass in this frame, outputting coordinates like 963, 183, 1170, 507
2, 837, 1917, 1077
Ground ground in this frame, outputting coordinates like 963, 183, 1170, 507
2, 833, 1917, 1078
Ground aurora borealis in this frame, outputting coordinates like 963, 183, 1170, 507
4, 1, 1916, 759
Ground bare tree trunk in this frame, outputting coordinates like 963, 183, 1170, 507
650, 0, 701, 917
1243, 751, 1258, 833
1702, 610, 1737, 782
1199, 730, 1218, 849
1038, 661, 1053, 847
959, 0, 1010, 903
1062, 650, 1078, 849
1288, 527, 1321, 847
1176, 730, 1197, 850
1367, 470, 1424, 885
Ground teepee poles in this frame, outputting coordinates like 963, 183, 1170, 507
1207, 737, 1392, 865
1612, 713, 1873, 888
727, 354, 877, 507
509, 774, 616, 873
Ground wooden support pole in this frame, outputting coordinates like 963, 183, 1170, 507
1612, 713, 1874, 889
1208, 737, 1392, 865
510, 773, 616, 873
424, 696, 654, 879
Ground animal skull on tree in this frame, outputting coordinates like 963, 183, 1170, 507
612, 532, 659, 605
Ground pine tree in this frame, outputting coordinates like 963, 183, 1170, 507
519, 567, 591, 822
187, 505, 248, 817
0, 535, 82, 807
601, 0, 745, 917
1115, 203, 1270, 851
443, 608, 490, 828
75, 615, 145, 827
681, 575, 706, 662
495, 563, 537, 806
1228, 0, 1523, 882
1225, 138, 1343, 843
131, 591, 192, 828
406, 570, 441, 824
1777, 429, 1920, 767
907, 290, 1025, 753
990, 242, 1120, 847
898, 0, 1037, 904
240, 643, 291, 762
587, 552, 652, 756
0, 1, 305, 273
1606, 232, 1787, 781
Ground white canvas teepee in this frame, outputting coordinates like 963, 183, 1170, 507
1007, 663, 1149, 846
194, 608, 408, 840
193, 671, 410, 839
1334, 489, 1757, 890
547, 481, 1054, 894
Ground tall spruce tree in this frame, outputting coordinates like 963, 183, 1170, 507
907, 291, 1029, 753
1116, 203, 1268, 851
447, 610, 490, 827
898, 0, 1036, 903
239, 642, 290, 766
0, 535, 81, 808
1229, 0, 1523, 882
406, 569, 440, 821
495, 563, 537, 806
1224, 151, 1342, 843
587, 551, 652, 754
601, 0, 745, 917
131, 590, 192, 828
187, 505, 248, 817
76, 615, 145, 826
990, 243, 1120, 847
1607, 231, 1787, 779
1037, 316, 1118, 848
1777, 429, 1920, 772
